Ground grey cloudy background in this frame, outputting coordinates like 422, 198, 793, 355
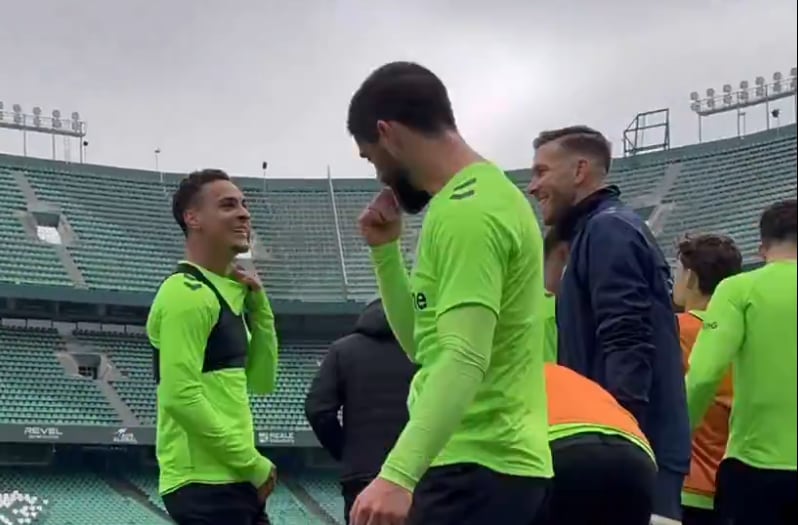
1, 0, 796, 179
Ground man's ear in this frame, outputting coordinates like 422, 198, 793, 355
377, 120, 408, 160
184, 208, 200, 232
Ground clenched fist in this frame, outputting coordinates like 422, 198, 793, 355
358, 188, 402, 247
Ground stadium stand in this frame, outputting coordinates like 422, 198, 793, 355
73, 329, 324, 430
2, 126, 794, 304
295, 471, 345, 522
0, 124, 796, 524
0, 168, 72, 287
0, 325, 119, 425
0, 467, 165, 524
24, 167, 184, 292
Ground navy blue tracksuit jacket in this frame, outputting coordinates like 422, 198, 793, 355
556, 186, 690, 475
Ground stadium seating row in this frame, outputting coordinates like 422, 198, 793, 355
0, 325, 320, 430
0, 468, 340, 524
1, 125, 794, 302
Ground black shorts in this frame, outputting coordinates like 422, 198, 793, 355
162, 482, 270, 525
406, 463, 549, 525
543, 432, 656, 525
682, 505, 716, 525
715, 457, 797, 525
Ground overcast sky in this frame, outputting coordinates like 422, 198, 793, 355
1, 0, 796, 179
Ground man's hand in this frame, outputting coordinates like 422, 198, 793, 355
359, 188, 402, 247
350, 477, 412, 525
257, 468, 277, 504
232, 265, 263, 292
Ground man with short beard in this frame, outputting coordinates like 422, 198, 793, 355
147, 169, 278, 525
347, 61, 553, 525
528, 127, 691, 522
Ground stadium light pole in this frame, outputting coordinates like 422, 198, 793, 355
0, 101, 87, 161
689, 67, 797, 142
154, 148, 163, 184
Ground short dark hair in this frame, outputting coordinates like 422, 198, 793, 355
172, 169, 230, 236
533, 125, 612, 173
543, 226, 566, 258
347, 61, 456, 143
760, 199, 797, 246
677, 234, 742, 295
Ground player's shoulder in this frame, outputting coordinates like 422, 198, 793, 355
430, 163, 523, 223
152, 273, 219, 313
715, 269, 752, 294
584, 205, 642, 237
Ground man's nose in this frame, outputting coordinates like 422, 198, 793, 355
527, 178, 540, 197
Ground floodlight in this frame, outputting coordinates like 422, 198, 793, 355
723, 94, 732, 105
755, 76, 765, 86
690, 91, 699, 101
723, 84, 732, 93
706, 88, 715, 97
755, 85, 765, 97
740, 80, 749, 90
792, 76, 797, 90
52, 109, 62, 129
0, 101, 3, 121
690, 101, 700, 112
707, 97, 715, 109
13, 104, 21, 113
791, 67, 797, 77
71, 111, 79, 120
13, 104, 22, 124
32, 106, 41, 115
771, 71, 783, 93
739, 90, 749, 102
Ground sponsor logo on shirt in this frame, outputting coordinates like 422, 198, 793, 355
703, 321, 719, 330
23, 426, 62, 441
413, 292, 428, 311
113, 427, 138, 444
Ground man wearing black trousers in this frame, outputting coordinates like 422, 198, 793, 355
305, 299, 416, 524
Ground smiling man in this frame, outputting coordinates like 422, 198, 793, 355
147, 169, 279, 525
528, 126, 691, 521
346, 61, 552, 525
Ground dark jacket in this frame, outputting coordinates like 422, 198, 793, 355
304, 300, 417, 483
556, 186, 691, 474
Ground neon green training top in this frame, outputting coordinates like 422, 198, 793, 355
542, 293, 558, 365
371, 162, 553, 491
147, 261, 279, 495
687, 260, 797, 471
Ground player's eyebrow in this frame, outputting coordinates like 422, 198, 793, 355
218, 196, 241, 206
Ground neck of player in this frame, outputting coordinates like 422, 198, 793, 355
185, 238, 234, 276
416, 131, 484, 195
763, 242, 798, 263
684, 294, 710, 313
